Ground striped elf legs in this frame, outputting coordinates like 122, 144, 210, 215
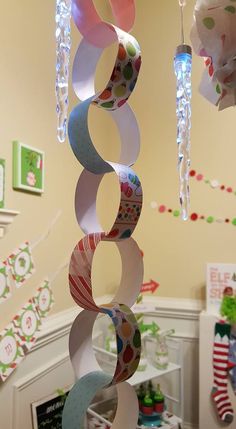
211, 323, 234, 423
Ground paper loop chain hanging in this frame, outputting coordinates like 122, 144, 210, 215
62, 1, 143, 428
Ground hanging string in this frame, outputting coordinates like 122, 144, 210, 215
179, 0, 186, 44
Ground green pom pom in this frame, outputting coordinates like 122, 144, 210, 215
173, 210, 180, 217
207, 216, 214, 223
232, 218, 236, 226
220, 296, 236, 324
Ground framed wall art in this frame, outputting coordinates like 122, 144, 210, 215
13, 141, 44, 194
0, 159, 5, 208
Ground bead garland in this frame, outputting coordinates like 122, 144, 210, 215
150, 168, 236, 227
190, 169, 236, 195
150, 202, 236, 227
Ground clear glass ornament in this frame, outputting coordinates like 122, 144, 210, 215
174, 45, 192, 220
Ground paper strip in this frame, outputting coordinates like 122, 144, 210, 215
69, 24, 141, 174
69, 236, 143, 310
74, 164, 142, 238
62, 373, 138, 429
190, 0, 236, 110
63, 0, 142, 427
72, 0, 135, 46
69, 304, 141, 383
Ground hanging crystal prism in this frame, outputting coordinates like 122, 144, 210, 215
174, 1, 192, 221
55, 0, 72, 143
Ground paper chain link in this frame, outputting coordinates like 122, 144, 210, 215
62, 1, 143, 428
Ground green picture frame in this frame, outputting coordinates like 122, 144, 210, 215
0, 159, 5, 208
13, 141, 44, 194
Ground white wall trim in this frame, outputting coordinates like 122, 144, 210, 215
13, 352, 69, 392
30, 296, 203, 353
4, 295, 201, 429
30, 295, 113, 353
31, 295, 203, 351
144, 296, 204, 321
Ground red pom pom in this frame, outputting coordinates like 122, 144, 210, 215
190, 213, 198, 221
158, 205, 166, 213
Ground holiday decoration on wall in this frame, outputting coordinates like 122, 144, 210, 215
211, 322, 234, 423
0, 323, 25, 383
191, 0, 236, 110
0, 159, 5, 208
61, 1, 143, 428
7, 241, 35, 288
0, 261, 11, 303
13, 298, 41, 352
0, 211, 61, 307
0, 260, 67, 381
174, 0, 192, 221
151, 165, 236, 227
34, 279, 54, 319
13, 141, 44, 193
189, 169, 236, 196
153, 202, 236, 227
55, 0, 72, 143
207, 263, 236, 315
210, 288, 236, 423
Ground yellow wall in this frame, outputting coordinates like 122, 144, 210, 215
0, 0, 113, 329
94, 0, 236, 302
1, 0, 236, 330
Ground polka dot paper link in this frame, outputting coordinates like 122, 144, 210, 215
190, 0, 236, 110
62, 1, 143, 428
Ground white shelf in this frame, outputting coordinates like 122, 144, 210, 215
128, 362, 181, 386
0, 208, 20, 237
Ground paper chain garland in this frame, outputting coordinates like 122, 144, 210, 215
62, 1, 143, 428
190, 0, 236, 110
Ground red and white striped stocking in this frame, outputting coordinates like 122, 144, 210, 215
211, 322, 234, 423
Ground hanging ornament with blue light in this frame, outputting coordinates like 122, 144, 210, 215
174, 0, 192, 221
55, 0, 72, 143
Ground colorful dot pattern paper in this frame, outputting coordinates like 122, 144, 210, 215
63, 1, 143, 428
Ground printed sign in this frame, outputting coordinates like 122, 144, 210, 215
31, 388, 70, 429
206, 263, 236, 314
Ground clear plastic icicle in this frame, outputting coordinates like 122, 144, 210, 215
174, 0, 192, 221
55, 0, 72, 143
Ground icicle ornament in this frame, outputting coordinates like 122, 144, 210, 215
174, 0, 192, 221
55, 0, 72, 143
